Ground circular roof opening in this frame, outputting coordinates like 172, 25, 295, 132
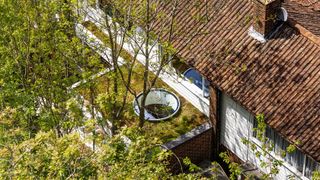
133, 88, 180, 121
279, 7, 288, 22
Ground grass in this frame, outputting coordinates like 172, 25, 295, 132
82, 21, 133, 61
79, 21, 208, 143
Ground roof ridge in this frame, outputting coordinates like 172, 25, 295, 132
288, 18, 320, 47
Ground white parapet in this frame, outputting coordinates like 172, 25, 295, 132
75, 23, 125, 66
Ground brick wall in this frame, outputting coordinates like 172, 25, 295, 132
210, 87, 219, 159
252, 0, 282, 36
163, 87, 219, 173
163, 123, 213, 173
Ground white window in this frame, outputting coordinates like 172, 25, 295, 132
182, 68, 210, 98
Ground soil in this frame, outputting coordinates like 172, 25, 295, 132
145, 104, 175, 119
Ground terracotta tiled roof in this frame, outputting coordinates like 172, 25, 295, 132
290, 0, 320, 11
284, 0, 320, 36
154, 0, 320, 161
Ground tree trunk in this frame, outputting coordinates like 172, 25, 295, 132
139, 93, 147, 127
139, 0, 151, 128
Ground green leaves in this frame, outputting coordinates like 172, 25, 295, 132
183, 157, 201, 173
240, 114, 309, 179
0, 131, 98, 179
313, 171, 320, 180
0, 0, 103, 140
219, 152, 242, 180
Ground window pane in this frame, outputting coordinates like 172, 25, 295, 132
295, 150, 304, 172
266, 126, 274, 140
252, 118, 257, 137
274, 133, 285, 156
305, 156, 317, 178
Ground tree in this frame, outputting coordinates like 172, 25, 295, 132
0, 131, 98, 179
77, 0, 133, 134
94, 0, 214, 127
0, 0, 103, 142
0, 127, 202, 179
0, 1, 205, 179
